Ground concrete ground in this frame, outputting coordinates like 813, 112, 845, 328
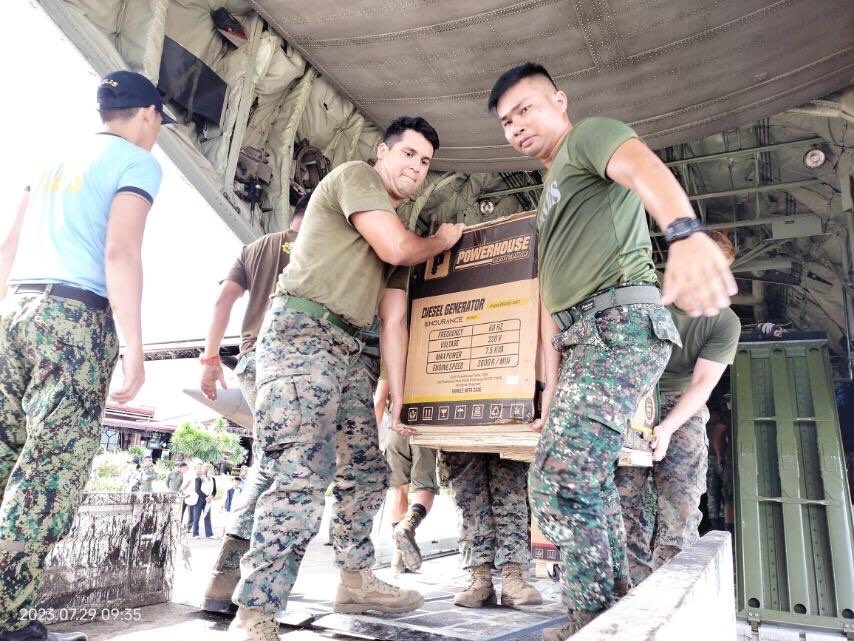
48, 495, 566, 641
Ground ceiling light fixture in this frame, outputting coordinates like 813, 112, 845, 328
802, 147, 826, 169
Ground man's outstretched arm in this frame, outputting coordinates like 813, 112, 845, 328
378, 287, 413, 435
200, 280, 245, 400
606, 139, 737, 317
105, 192, 151, 404
0, 192, 29, 300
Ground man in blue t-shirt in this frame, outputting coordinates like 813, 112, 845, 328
0, 70, 172, 641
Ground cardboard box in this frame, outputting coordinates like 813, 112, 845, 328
403, 210, 658, 467
403, 212, 539, 427
530, 517, 559, 578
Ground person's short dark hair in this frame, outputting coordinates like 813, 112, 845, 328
488, 62, 557, 114
99, 107, 141, 124
293, 192, 312, 218
383, 116, 440, 152
232, 476, 241, 483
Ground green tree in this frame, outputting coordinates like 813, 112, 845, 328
217, 431, 248, 467
169, 420, 248, 466
210, 418, 248, 466
169, 422, 220, 463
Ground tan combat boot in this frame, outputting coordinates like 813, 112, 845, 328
335, 569, 424, 614
500, 562, 543, 606
453, 563, 496, 608
393, 506, 426, 571
202, 535, 250, 613
227, 607, 279, 641
541, 609, 601, 641
391, 548, 406, 574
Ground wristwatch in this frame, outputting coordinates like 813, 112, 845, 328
663, 217, 704, 245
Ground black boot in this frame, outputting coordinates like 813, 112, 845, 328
0, 621, 87, 641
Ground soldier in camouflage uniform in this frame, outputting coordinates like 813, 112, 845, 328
437, 452, 542, 607
228, 117, 465, 641
488, 63, 735, 638
616, 232, 740, 584
367, 323, 438, 575
0, 71, 172, 641
197, 196, 307, 613
704, 412, 726, 531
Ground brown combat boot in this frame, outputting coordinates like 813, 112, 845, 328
500, 562, 543, 606
393, 505, 426, 571
391, 548, 406, 574
542, 609, 601, 641
335, 569, 424, 614
227, 607, 279, 641
203, 535, 250, 613
453, 563, 496, 608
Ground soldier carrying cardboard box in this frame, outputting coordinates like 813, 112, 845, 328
488, 62, 737, 640
616, 231, 740, 585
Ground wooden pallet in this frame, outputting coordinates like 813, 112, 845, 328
410, 427, 652, 466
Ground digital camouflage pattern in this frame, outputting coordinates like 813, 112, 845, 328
232, 299, 389, 613
0, 293, 118, 631
603, 485, 631, 584
613, 476, 656, 583
228, 328, 381, 541
529, 304, 678, 615
706, 451, 724, 523
615, 393, 709, 583
234, 350, 257, 409
437, 452, 530, 570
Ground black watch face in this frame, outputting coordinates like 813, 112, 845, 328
667, 218, 700, 242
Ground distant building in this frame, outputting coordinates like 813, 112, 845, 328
101, 402, 176, 461
101, 403, 252, 465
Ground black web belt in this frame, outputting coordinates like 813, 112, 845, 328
13, 283, 110, 311
551, 285, 661, 332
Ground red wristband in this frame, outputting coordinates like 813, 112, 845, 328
199, 354, 221, 366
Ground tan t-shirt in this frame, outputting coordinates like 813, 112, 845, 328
225, 229, 297, 356
275, 161, 409, 328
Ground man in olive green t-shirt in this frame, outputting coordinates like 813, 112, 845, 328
616, 232, 741, 584
228, 117, 465, 639
488, 62, 737, 637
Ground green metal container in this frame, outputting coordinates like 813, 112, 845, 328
733, 339, 854, 636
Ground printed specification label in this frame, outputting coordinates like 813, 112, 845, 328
426, 319, 521, 374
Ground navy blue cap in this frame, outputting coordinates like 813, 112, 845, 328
97, 70, 176, 125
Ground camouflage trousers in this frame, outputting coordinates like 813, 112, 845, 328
228, 348, 381, 541
0, 292, 117, 631
232, 300, 388, 613
706, 452, 724, 522
615, 394, 709, 584
437, 452, 530, 570
235, 350, 258, 408
529, 304, 677, 614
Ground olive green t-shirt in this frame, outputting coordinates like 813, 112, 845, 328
536, 117, 658, 313
659, 306, 741, 393
225, 229, 297, 356
276, 161, 409, 327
